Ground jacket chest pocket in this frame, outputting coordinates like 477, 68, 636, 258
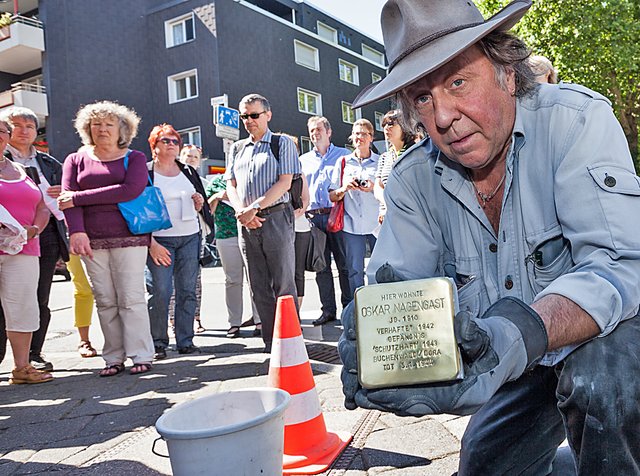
443, 254, 482, 318
525, 230, 573, 294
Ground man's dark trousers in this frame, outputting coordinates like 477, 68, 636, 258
240, 205, 298, 346
458, 316, 640, 475
30, 218, 61, 356
310, 212, 350, 318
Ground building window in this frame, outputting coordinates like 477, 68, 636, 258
338, 59, 359, 85
300, 136, 312, 154
362, 44, 385, 66
317, 21, 337, 43
374, 112, 384, 132
341, 101, 361, 124
298, 88, 322, 115
371, 72, 382, 83
294, 40, 319, 71
178, 126, 202, 147
168, 69, 198, 103
165, 13, 195, 48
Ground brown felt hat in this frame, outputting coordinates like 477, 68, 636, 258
352, 0, 532, 108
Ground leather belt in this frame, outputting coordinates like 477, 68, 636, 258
306, 207, 332, 217
257, 202, 288, 217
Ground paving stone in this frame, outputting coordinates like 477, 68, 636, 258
441, 415, 470, 441
363, 418, 460, 469
0, 416, 94, 452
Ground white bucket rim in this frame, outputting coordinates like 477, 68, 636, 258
155, 387, 290, 440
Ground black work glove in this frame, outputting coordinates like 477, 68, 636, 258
339, 263, 409, 410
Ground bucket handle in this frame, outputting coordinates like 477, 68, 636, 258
151, 436, 170, 458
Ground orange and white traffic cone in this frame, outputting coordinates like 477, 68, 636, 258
268, 295, 352, 475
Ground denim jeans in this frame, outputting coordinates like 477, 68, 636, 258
459, 316, 640, 475
309, 213, 350, 315
342, 231, 376, 301
146, 232, 200, 350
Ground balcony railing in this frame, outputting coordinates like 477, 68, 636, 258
0, 82, 48, 118
0, 15, 44, 74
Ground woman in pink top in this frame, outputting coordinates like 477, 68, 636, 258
0, 118, 53, 384
58, 101, 155, 377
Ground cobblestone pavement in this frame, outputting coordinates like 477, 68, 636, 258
0, 267, 470, 475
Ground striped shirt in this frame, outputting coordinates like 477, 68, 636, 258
225, 129, 301, 207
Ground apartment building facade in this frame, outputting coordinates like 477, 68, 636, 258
0, 0, 389, 168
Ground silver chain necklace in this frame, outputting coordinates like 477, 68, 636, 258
472, 171, 506, 207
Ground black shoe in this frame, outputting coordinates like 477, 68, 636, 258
30, 353, 54, 372
312, 313, 336, 326
252, 325, 262, 337
178, 345, 202, 355
154, 347, 167, 360
240, 317, 257, 328
226, 327, 240, 338
263, 343, 272, 354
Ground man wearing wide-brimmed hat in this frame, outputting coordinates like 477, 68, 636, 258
338, 0, 640, 473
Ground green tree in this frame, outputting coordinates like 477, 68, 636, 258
477, 0, 640, 163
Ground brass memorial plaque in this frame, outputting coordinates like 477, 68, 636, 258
355, 278, 462, 389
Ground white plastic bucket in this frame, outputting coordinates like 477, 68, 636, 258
155, 387, 290, 476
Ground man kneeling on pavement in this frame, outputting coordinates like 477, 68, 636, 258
339, 1, 640, 475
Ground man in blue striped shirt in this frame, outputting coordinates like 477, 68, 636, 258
226, 94, 300, 353
300, 116, 351, 326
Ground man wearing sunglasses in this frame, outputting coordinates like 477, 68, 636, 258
225, 93, 300, 353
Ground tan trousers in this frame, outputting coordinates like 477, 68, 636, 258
82, 246, 154, 365
0, 254, 39, 332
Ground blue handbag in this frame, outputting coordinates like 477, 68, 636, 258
118, 152, 172, 235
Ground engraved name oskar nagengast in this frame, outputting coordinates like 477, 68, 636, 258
355, 277, 463, 389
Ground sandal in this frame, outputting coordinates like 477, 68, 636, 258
99, 363, 125, 377
130, 363, 152, 375
195, 318, 206, 334
226, 326, 240, 338
78, 341, 98, 358
253, 324, 262, 337
10, 364, 54, 385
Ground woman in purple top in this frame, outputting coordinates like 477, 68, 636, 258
58, 101, 155, 377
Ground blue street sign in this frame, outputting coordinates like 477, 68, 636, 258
217, 106, 239, 129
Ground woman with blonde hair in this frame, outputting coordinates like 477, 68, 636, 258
329, 119, 379, 301
58, 101, 155, 376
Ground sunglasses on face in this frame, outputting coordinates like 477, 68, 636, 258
382, 120, 397, 128
159, 138, 180, 145
239, 111, 267, 120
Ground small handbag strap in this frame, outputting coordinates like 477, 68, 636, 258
339, 156, 346, 186
122, 150, 152, 186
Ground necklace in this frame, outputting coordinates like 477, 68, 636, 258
472, 171, 506, 207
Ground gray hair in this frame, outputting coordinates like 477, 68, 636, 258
73, 100, 140, 148
396, 30, 536, 131
307, 116, 332, 132
528, 55, 557, 84
0, 106, 39, 128
239, 93, 271, 112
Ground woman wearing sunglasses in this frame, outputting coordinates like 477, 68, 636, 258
145, 125, 214, 361
58, 101, 155, 377
373, 110, 417, 223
